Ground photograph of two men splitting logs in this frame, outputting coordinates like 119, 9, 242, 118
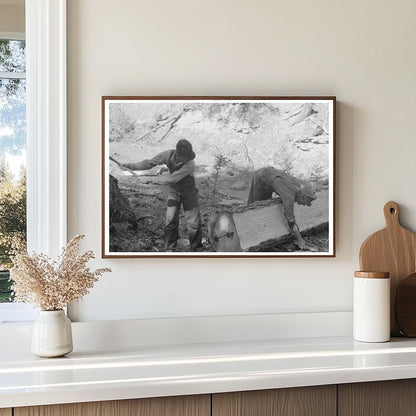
102, 97, 335, 257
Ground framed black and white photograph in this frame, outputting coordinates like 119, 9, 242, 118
102, 96, 336, 257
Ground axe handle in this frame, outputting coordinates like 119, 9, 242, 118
109, 156, 160, 178
109, 156, 141, 178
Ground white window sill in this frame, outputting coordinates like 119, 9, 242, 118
0, 303, 36, 324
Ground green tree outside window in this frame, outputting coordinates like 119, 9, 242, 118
0, 38, 27, 302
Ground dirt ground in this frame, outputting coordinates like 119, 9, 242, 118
109, 165, 329, 253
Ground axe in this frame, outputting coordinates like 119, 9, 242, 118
109, 156, 159, 178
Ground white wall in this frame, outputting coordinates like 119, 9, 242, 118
67, 0, 416, 322
0, 3, 24, 33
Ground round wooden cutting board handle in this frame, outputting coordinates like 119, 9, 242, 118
384, 201, 400, 228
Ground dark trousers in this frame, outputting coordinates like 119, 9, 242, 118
247, 173, 274, 203
165, 199, 203, 251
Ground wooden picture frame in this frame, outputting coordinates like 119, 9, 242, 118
102, 96, 336, 258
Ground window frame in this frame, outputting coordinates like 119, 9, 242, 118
26, 0, 67, 257
0, 0, 67, 323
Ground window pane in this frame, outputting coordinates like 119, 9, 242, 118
0, 74, 26, 303
0, 40, 25, 73
0, 78, 26, 153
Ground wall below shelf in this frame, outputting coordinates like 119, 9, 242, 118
0, 311, 352, 353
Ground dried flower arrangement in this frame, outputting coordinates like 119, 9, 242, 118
10, 234, 111, 311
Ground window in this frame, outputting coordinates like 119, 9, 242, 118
0, 32, 34, 323
0, 33, 32, 323
0, 1, 67, 324
0, 35, 26, 303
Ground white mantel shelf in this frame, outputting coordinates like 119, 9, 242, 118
2, 336, 416, 409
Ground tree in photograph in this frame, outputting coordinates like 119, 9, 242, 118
212, 154, 231, 201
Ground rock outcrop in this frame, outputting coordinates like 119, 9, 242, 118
109, 175, 137, 235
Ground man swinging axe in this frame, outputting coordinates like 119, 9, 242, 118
118, 139, 203, 252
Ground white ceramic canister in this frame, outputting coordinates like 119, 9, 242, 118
353, 271, 390, 342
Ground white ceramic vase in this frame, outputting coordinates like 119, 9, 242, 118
31, 310, 73, 357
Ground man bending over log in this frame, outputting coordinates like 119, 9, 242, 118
120, 139, 203, 252
248, 167, 316, 250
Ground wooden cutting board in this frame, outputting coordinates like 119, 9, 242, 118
359, 201, 416, 336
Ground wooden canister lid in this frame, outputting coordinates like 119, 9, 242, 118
354, 271, 389, 279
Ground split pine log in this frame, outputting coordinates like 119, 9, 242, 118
210, 190, 329, 252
